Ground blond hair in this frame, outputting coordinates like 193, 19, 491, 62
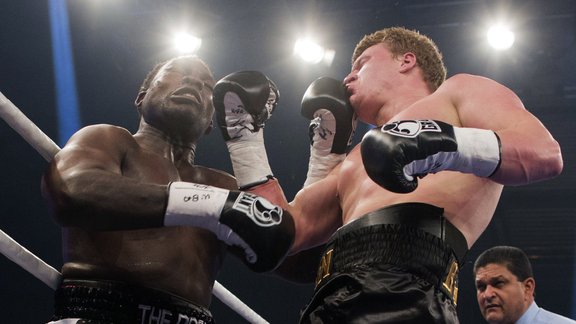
352, 27, 447, 91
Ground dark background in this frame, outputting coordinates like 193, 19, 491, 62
1, 0, 575, 323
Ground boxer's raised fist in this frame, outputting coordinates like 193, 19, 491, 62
213, 71, 279, 141
301, 77, 356, 154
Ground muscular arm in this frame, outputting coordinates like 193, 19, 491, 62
270, 175, 341, 282
248, 169, 342, 254
289, 169, 343, 252
398, 74, 563, 185
450, 74, 563, 184
248, 166, 342, 281
42, 125, 168, 230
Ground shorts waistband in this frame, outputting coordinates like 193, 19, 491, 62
336, 202, 468, 262
53, 279, 213, 324
315, 203, 467, 304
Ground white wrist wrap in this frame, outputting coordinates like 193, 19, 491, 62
226, 132, 273, 188
164, 182, 229, 231
165, 182, 256, 258
452, 127, 501, 177
223, 92, 273, 188
403, 127, 501, 179
303, 110, 344, 187
304, 150, 344, 187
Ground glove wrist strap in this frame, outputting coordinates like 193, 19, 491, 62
304, 148, 345, 187
226, 132, 273, 188
164, 182, 229, 229
452, 127, 502, 177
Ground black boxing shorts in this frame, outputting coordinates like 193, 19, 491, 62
300, 202, 468, 324
50, 279, 214, 324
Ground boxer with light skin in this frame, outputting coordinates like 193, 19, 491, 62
214, 27, 563, 323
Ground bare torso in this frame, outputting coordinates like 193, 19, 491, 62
281, 69, 560, 276
338, 145, 503, 248
62, 226, 225, 305
56, 126, 236, 307
338, 94, 504, 248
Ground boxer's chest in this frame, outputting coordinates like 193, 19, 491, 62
122, 149, 180, 184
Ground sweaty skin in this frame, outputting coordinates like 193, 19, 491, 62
42, 56, 237, 307
256, 43, 562, 255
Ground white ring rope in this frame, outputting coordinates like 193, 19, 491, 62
0, 228, 61, 290
0, 91, 60, 161
0, 90, 268, 324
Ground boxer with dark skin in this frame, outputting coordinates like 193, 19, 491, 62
41, 55, 294, 323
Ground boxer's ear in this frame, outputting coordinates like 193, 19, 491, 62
399, 52, 417, 73
135, 91, 146, 112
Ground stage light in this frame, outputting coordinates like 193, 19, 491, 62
48, 0, 81, 145
293, 38, 334, 66
322, 49, 336, 66
487, 25, 515, 50
294, 38, 324, 64
173, 32, 202, 54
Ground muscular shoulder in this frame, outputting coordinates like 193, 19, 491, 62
437, 73, 525, 127
442, 73, 491, 86
67, 124, 136, 150
51, 124, 137, 177
438, 73, 512, 98
71, 124, 133, 140
58, 124, 138, 166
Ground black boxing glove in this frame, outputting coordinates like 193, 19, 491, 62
361, 120, 501, 193
165, 182, 294, 272
301, 77, 357, 186
213, 71, 279, 189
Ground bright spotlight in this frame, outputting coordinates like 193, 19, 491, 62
323, 49, 335, 66
487, 26, 515, 50
294, 39, 326, 64
173, 32, 202, 54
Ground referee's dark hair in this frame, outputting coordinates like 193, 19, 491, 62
473, 245, 533, 282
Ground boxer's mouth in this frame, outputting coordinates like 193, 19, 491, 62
171, 87, 200, 104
